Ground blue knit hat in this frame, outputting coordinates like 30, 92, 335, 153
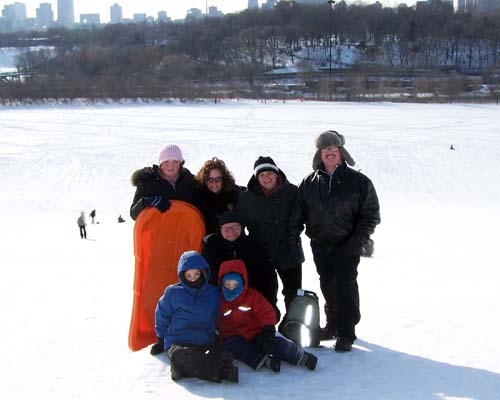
222, 272, 244, 301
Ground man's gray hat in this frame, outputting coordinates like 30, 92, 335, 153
312, 130, 355, 169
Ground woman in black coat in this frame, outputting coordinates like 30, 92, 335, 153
193, 157, 245, 235
130, 144, 196, 220
237, 156, 304, 315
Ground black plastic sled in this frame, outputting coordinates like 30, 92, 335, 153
280, 289, 320, 348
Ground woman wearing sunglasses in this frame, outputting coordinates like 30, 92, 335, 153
193, 157, 245, 235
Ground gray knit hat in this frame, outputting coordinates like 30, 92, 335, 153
312, 130, 355, 169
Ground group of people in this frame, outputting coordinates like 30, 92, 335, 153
76, 210, 127, 239
129, 130, 381, 383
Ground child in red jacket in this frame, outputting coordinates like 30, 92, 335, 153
217, 259, 317, 372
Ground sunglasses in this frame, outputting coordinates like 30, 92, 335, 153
207, 177, 223, 183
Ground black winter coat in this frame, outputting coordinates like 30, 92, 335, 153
290, 162, 380, 252
237, 170, 304, 271
202, 232, 278, 307
130, 165, 196, 220
193, 185, 245, 235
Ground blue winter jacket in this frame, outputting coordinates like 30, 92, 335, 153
154, 251, 221, 350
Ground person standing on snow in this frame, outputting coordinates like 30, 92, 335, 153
129, 144, 196, 221
289, 131, 380, 352
89, 209, 96, 224
237, 156, 304, 318
77, 212, 87, 239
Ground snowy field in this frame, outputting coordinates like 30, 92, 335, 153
1, 100, 499, 400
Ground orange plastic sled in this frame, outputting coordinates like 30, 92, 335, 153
128, 200, 206, 351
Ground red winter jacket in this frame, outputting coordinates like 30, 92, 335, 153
217, 259, 277, 341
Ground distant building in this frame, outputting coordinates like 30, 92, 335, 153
133, 13, 147, 23
248, 0, 259, 9
57, 0, 74, 28
36, 3, 54, 29
208, 6, 224, 17
262, 0, 276, 10
80, 13, 100, 25
293, 0, 325, 5
1, 2, 27, 31
110, 3, 123, 24
157, 10, 171, 23
186, 7, 203, 21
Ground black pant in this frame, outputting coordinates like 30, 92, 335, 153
79, 226, 87, 239
167, 343, 234, 383
311, 241, 360, 341
276, 265, 302, 312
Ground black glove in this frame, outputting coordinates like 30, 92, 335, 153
150, 339, 165, 355
258, 325, 276, 353
342, 235, 363, 256
142, 195, 171, 213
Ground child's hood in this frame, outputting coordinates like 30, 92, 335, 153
177, 250, 211, 288
218, 259, 248, 295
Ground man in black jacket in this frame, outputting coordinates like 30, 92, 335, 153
290, 131, 380, 352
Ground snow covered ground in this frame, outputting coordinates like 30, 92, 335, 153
1, 100, 499, 399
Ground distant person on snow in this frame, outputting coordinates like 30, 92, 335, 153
118, 215, 125, 223
450, 144, 455, 150
89, 209, 96, 224
77, 212, 87, 239
151, 251, 238, 383
193, 157, 245, 235
289, 130, 380, 352
130, 144, 196, 221
216, 259, 317, 373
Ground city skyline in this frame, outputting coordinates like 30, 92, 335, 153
1, 0, 424, 24
0, 0, 250, 22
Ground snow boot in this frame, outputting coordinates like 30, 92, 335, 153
222, 365, 239, 383
299, 352, 318, 371
335, 337, 353, 352
170, 365, 183, 381
264, 355, 281, 372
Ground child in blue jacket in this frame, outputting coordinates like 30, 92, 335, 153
152, 250, 238, 383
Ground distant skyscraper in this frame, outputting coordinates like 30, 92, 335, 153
2, 2, 27, 31
57, 0, 74, 27
36, 3, 54, 28
2, 2, 27, 21
248, 0, 259, 9
110, 3, 123, 24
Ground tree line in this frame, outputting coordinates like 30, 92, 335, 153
1, 0, 499, 103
